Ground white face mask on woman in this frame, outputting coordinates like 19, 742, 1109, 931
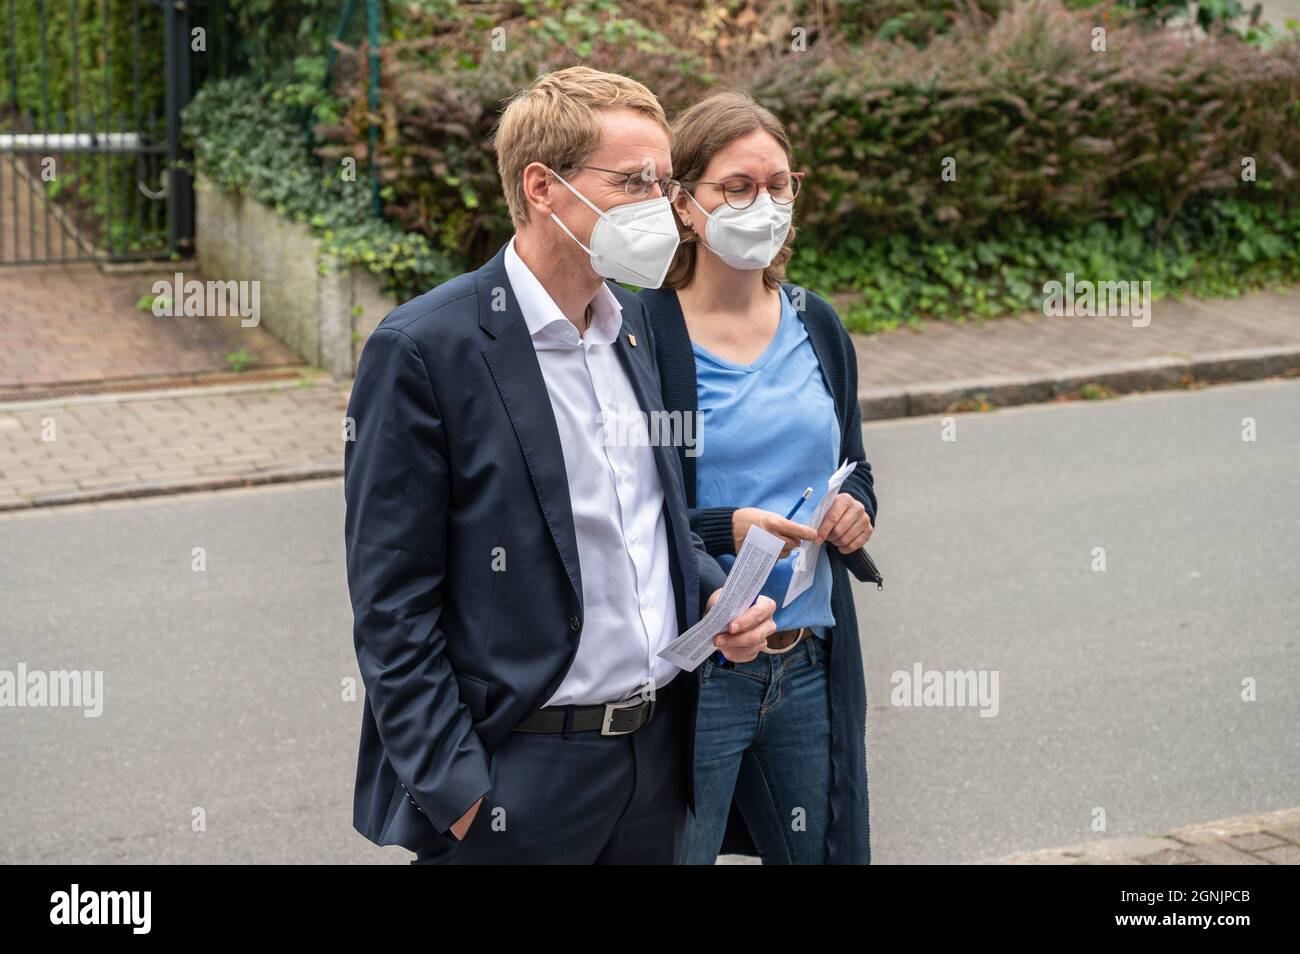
687, 190, 793, 271
547, 168, 681, 288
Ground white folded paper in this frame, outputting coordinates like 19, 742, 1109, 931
656, 525, 784, 672
782, 458, 857, 608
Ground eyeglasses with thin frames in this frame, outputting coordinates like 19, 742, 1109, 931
561, 165, 683, 203
686, 172, 804, 211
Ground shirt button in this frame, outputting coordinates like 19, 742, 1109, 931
629, 530, 639, 543
569, 615, 581, 632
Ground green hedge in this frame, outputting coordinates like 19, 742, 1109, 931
187, 0, 1300, 326
3, 0, 165, 127
321, 0, 710, 269
183, 76, 458, 297
755, 1, 1300, 249
793, 195, 1300, 332
759, 0, 1300, 327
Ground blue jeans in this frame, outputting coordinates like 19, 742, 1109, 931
682, 634, 831, 864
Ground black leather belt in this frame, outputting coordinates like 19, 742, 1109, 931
513, 681, 674, 736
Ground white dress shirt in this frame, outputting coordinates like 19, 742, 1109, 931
504, 237, 680, 706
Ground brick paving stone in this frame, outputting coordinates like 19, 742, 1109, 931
1264, 824, 1300, 843
1169, 806, 1300, 845
1180, 842, 1270, 864
0, 259, 304, 389
0, 382, 345, 510
1, 156, 303, 390
1254, 845, 1300, 864
852, 286, 1299, 418
1137, 848, 1203, 865
992, 807, 1300, 865
1224, 831, 1289, 852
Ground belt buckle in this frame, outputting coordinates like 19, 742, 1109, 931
601, 695, 651, 736
761, 627, 806, 655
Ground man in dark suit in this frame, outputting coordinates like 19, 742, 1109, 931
343, 66, 777, 864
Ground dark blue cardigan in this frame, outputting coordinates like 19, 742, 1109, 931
639, 283, 878, 864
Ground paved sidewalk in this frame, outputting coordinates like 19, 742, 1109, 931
988, 806, 1300, 865
0, 261, 303, 392
1, 285, 1296, 511
853, 286, 1299, 418
1, 155, 300, 391
0, 378, 344, 511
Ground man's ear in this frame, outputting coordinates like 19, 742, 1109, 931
521, 162, 554, 220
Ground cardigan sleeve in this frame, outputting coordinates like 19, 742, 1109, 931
827, 312, 883, 586
836, 319, 878, 524
688, 505, 738, 558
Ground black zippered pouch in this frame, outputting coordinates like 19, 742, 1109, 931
844, 546, 884, 590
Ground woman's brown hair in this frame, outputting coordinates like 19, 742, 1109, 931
664, 91, 796, 292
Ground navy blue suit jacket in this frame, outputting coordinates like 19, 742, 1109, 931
344, 243, 726, 851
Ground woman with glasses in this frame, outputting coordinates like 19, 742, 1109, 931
639, 91, 878, 864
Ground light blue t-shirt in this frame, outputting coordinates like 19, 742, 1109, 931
693, 287, 839, 633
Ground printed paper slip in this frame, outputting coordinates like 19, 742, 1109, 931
782, 459, 857, 608
656, 525, 783, 672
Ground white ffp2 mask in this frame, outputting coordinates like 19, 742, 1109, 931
689, 191, 793, 271
548, 169, 681, 288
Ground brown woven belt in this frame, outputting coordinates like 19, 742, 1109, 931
761, 627, 807, 654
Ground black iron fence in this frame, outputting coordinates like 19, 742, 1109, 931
0, 0, 242, 266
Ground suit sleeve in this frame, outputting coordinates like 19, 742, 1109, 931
343, 327, 491, 834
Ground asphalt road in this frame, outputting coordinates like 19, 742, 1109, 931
1, 378, 1296, 864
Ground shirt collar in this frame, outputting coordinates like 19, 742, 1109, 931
504, 236, 623, 348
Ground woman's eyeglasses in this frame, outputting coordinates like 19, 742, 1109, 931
687, 172, 804, 211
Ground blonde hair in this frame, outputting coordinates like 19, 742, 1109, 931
665, 91, 796, 292
493, 66, 670, 229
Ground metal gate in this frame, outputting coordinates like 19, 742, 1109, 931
0, 0, 211, 265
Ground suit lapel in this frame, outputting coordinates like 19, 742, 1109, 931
613, 319, 695, 631
478, 247, 582, 606
612, 325, 687, 514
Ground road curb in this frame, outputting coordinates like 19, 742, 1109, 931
0, 463, 342, 514
0, 371, 331, 412
859, 346, 1300, 420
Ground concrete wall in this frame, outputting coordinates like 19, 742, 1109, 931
195, 176, 397, 378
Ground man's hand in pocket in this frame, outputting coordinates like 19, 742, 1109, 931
450, 796, 485, 841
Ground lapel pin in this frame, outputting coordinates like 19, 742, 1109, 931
626, 332, 637, 348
